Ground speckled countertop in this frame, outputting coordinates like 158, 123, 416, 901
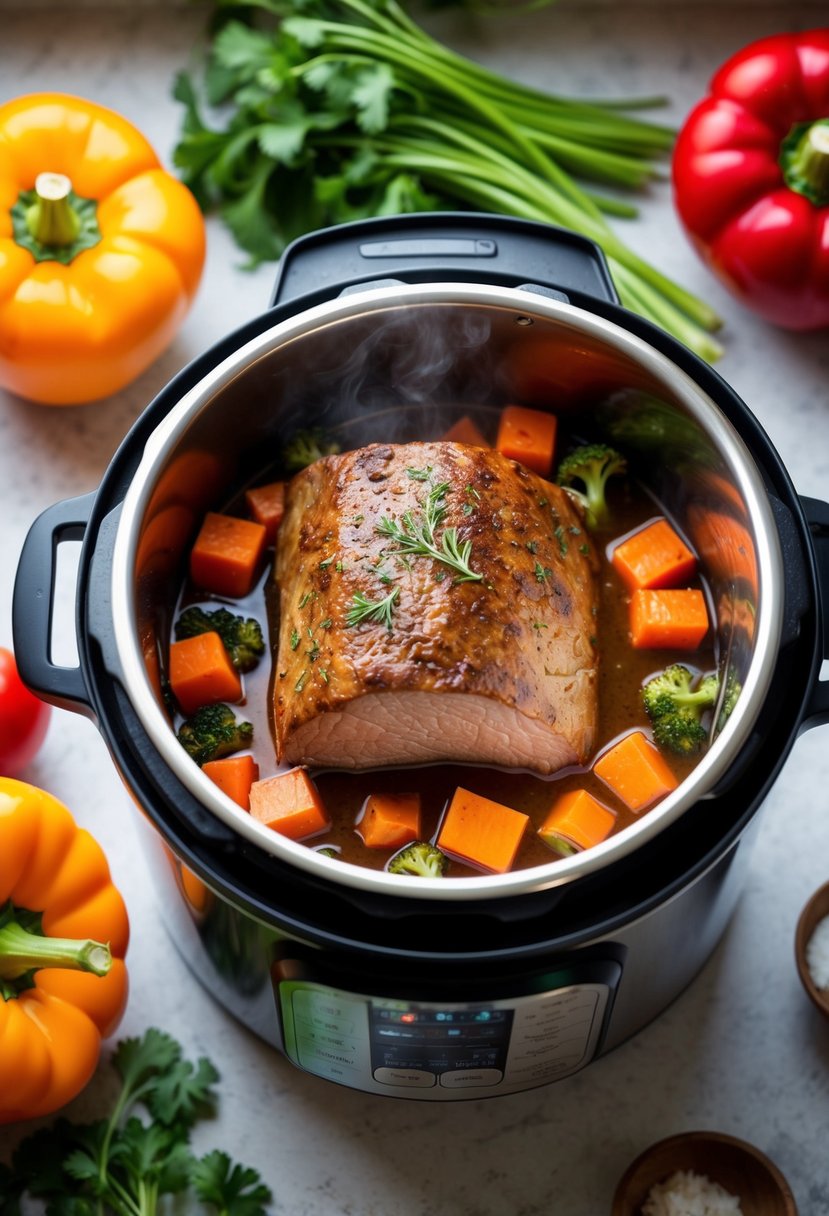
2, 5, 829, 1214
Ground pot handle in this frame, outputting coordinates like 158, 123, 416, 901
800, 495, 829, 728
12, 493, 95, 717
269, 213, 620, 310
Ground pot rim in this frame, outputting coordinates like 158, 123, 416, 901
110, 281, 784, 901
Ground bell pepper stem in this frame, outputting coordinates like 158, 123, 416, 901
25, 172, 81, 247
0, 918, 112, 981
783, 119, 829, 206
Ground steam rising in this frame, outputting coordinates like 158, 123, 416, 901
270, 303, 501, 447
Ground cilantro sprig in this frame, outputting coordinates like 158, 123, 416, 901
0, 1029, 272, 1216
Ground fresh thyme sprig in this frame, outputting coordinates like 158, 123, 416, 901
376, 482, 482, 583
345, 586, 400, 630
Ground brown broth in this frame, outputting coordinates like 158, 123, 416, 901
170, 460, 713, 878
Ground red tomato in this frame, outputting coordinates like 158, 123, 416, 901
0, 647, 51, 775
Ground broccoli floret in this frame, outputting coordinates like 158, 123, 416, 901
282, 428, 340, 473
387, 841, 449, 878
177, 703, 253, 767
556, 443, 627, 530
175, 606, 265, 672
642, 664, 719, 757
651, 713, 709, 756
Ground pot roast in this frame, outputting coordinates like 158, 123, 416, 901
274, 441, 599, 774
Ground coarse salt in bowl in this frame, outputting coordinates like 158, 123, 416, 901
612, 1131, 797, 1216
795, 880, 829, 1019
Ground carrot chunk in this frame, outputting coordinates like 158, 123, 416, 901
538, 789, 616, 855
495, 404, 557, 476
357, 792, 421, 850
629, 588, 710, 649
244, 481, 286, 545
203, 754, 260, 810
611, 518, 697, 591
593, 731, 678, 812
189, 512, 267, 598
249, 768, 330, 840
442, 415, 489, 447
437, 787, 529, 874
169, 631, 242, 715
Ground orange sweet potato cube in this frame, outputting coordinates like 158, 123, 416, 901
169, 631, 242, 715
244, 481, 286, 545
611, 518, 697, 591
495, 404, 557, 476
249, 768, 330, 841
629, 588, 710, 649
437, 787, 529, 874
593, 731, 678, 813
189, 512, 267, 598
538, 789, 616, 854
358, 792, 422, 850
203, 755, 259, 810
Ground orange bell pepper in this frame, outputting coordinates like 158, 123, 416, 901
0, 777, 130, 1124
0, 92, 206, 405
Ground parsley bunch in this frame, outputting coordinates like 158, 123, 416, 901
0, 1029, 271, 1216
173, 0, 723, 360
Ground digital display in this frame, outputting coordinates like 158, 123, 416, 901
369, 1005, 513, 1076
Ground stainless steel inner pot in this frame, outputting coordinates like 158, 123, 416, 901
110, 280, 784, 901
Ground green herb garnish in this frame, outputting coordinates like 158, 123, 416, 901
345, 586, 400, 631
289, 628, 300, 651
377, 482, 482, 583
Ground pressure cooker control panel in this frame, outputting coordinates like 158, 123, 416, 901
275, 957, 621, 1099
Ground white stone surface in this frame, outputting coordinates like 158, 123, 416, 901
1, 5, 828, 1214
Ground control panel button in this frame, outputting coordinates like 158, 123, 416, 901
439, 1069, 503, 1089
373, 1067, 436, 1088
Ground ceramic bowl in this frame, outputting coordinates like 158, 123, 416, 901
795, 880, 829, 1020
612, 1130, 797, 1216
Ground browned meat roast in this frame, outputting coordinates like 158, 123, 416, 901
274, 441, 599, 774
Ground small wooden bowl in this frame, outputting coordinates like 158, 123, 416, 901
612, 1131, 797, 1216
795, 880, 829, 1020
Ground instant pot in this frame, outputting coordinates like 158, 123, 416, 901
13, 215, 829, 1099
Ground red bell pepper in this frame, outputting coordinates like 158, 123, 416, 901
672, 28, 829, 330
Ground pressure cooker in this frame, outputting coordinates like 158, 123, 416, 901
13, 214, 829, 1100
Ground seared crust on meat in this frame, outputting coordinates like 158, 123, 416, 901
274, 441, 598, 774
